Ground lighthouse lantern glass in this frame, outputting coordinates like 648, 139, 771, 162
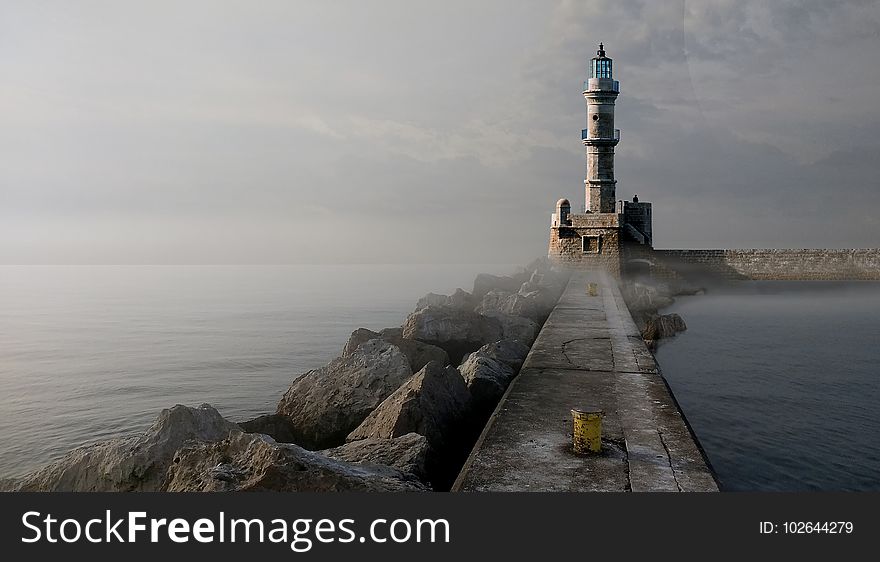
590, 58, 612, 79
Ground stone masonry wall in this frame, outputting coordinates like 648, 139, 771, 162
549, 226, 621, 275
652, 249, 880, 280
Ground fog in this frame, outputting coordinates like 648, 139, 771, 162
2, 0, 879, 264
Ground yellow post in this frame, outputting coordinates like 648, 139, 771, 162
587, 282, 599, 296
571, 407, 603, 453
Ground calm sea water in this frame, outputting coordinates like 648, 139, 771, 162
655, 281, 880, 491
4, 270, 879, 490
0, 264, 514, 478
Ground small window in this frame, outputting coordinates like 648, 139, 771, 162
592, 114, 599, 121
582, 235, 601, 254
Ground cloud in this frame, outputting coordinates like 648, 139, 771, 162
1, 0, 879, 263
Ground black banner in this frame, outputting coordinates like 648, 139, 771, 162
0, 492, 875, 558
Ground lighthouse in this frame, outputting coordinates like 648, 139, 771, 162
583, 43, 620, 214
548, 43, 653, 275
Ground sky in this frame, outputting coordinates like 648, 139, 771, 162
2, 0, 879, 264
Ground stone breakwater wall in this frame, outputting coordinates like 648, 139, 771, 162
453, 271, 718, 492
653, 249, 880, 280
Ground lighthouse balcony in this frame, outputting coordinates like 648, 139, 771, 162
582, 129, 620, 142
584, 78, 620, 92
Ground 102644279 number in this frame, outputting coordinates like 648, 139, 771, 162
760, 521, 854, 534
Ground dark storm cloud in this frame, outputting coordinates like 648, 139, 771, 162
1, 0, 878, 263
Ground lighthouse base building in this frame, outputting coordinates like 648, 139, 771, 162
548, 44, 653, 276
548, 199, 653, 276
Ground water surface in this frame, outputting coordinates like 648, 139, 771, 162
0, 264, 511, 478
655, 281, 880, 491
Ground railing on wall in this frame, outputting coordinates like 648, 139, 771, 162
581, 129, 620, 141
583, 79, 620, 92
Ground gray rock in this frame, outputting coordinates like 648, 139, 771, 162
7, 404, 239, 492
482, 312, 538, 346
163, 432, 427, 492
276, 339, 413, 450
341, 328, 449, 371
519, 284, 563, 311
379, 326, 403, 339
414, 293, 449, 310
474, 289, 513, 313
473, 339, 530, 371
238, 413, 299, 443
458, 353, 515, 410
341, 328, 382, 356
476, 290, 546, 322
446, 288, 477, 310
402, 305, 503, 363
642, 313, 687, 340
347, 361, 472, 455
472, 273, 521, 299
323, 433, 428, 480
414, 288, 476, 312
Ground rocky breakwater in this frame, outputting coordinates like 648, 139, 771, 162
3, 259, 568, 493
2, 404, 425, 492
621, 277, 703, 350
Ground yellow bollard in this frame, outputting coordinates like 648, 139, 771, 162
587, 282, 599, 296
571, 407, 603, 453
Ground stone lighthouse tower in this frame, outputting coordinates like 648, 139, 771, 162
548, 43, 653, 275
583, 43, 619, 213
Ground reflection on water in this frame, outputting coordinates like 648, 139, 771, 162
655, 281, 880, 491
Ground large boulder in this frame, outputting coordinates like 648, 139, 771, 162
323, 433, 428, 481
163, 432, 427, 492
238, 413, 300, 443
414, 288, 476, 312
482, 312, 538, 346
642, 313, 687, 340
341, 328, 383, 356
476, 340, 530, 371
379, 327, 403, 338
347, 361, 472, 455
518, 283, 563, 311
475, 289, 516, 315
402, 305, 503, 364
473, 274, 521, 299
458, 353, 515, 412
458, 340, 529, 415
346, 361, 473, 489
6, 404, 239, 492
276, 339, 413, 450
414, 293, 449, 310
475, 289, 552, 323
342, 328, 449, 371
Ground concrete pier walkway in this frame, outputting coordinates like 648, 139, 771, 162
453, 271, 718, 492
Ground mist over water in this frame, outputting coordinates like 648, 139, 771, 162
5, 269, 879, 490
0, 264, 513, 478
655, 281, 880, 491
